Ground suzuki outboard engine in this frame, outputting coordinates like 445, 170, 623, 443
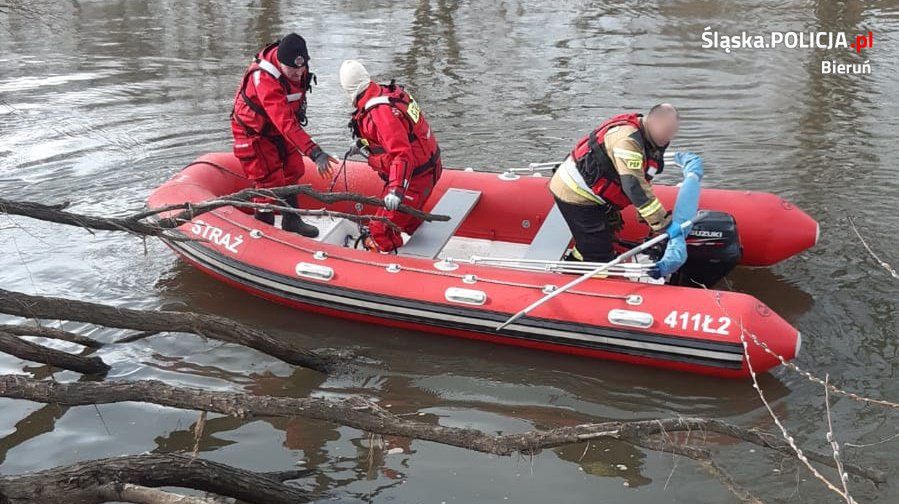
667, 211, 742, 287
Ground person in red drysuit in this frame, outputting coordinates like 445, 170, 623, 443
338, 59, 442, 252
231, 33, 336, 237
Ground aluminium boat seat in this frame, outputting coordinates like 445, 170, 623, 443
399, 188, 482, 258
522, 203, 573, 261
317, 217, 359, 246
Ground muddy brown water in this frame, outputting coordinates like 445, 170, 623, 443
1, 1, 897, 502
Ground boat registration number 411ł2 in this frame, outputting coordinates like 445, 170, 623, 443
663, 311, 732, 335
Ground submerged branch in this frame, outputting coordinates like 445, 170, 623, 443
0, 323, 103, 348
0, 288, 339, 374
0, 331, 109, 375
0, 452, 312, 504
0, 376, 885, 485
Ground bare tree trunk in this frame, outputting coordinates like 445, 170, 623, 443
0, 184, 446, 240
0, 332, 109, 375
0, 375, 884, 485
0, 323, 103, 348
96, 483, 220, 504
0, 453, 312, 504
0, 288, 338, 374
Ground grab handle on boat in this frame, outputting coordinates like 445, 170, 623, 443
295, 262, 334, 281
445, 287, 487, 306
607, 309, 654, 329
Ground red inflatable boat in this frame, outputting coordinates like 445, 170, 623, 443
147, 153, 818, 377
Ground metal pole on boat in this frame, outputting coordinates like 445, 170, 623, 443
495, 215, 706, 331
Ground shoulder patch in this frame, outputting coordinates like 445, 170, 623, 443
612, 147, 644, 170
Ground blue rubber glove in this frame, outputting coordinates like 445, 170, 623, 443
665, 151, 704, 239
651, 152, 705, 278
650, 233, 687, 279
674, 151, 703, 180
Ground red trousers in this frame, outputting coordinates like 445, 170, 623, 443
368, 173, 437, 252
233, 134, 305, 203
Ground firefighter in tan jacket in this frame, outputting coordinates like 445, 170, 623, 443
549, 104, 679, 262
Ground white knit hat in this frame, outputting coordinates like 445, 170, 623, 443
339, 59, 371, 103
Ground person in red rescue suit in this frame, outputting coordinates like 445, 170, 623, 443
231, 33, 337, 238
548, 104, 680, 262
338, 59, 443, 252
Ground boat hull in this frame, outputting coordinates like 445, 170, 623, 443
148, 153, 813, 377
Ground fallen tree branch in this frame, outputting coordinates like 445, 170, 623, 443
0, 198, 170, 237
848, 215, 898, 280
150, 198, 405, 233
738, 319, 858, 502
114, 330, 160, 344
0, 332, 109, 375
0, 183, 447, 239
0, 288, 338, 374
0, 376, 884, 485
0, 323, 103, 348
96, 483, 219, 504
0, 453, 312, 504
141, 184, 447, 225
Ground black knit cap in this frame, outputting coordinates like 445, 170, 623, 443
277, 33, 309, 68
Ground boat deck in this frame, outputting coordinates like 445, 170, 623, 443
275, 214, 532, 260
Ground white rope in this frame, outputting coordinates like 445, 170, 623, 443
207, 211, 636, 301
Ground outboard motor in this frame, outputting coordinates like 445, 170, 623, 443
667, 211, 742, 287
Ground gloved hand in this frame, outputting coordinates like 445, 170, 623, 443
673, 151, 704, 180
346, 139, 370, 158
646, 210, 672, 233
383, 188, 403, 211
310, 147, 335, 179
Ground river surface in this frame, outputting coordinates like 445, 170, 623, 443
1, 1, 897, 502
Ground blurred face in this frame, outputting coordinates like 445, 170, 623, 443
645, 112, 679, 146
280, 61, 307, 83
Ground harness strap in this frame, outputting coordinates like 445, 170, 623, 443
412, 146, 441, 177
256, 58, 281, 79
374, 147, 441, 183
234, 56, 306, 136
364, 96, 392, 110
359, 95, 418, 143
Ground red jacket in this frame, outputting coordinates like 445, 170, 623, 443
349, 82, 441, 191
231, 43, 318, 156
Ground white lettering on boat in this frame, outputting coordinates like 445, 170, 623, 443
189, 219, 244, 254
663, 311, 731, 335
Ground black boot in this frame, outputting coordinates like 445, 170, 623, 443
281, 195, 319, 238
254, 209, 275, 226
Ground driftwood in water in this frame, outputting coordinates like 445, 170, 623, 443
0, 288, 338, 374
0, 331, 109, 375
0, 453, 312, 504
0, 375, 884, 485
0, 323, 103, 348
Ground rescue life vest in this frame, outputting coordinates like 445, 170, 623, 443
570, 113, 666, 209
231, 42, 317, 137
348, 81, 441, 180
